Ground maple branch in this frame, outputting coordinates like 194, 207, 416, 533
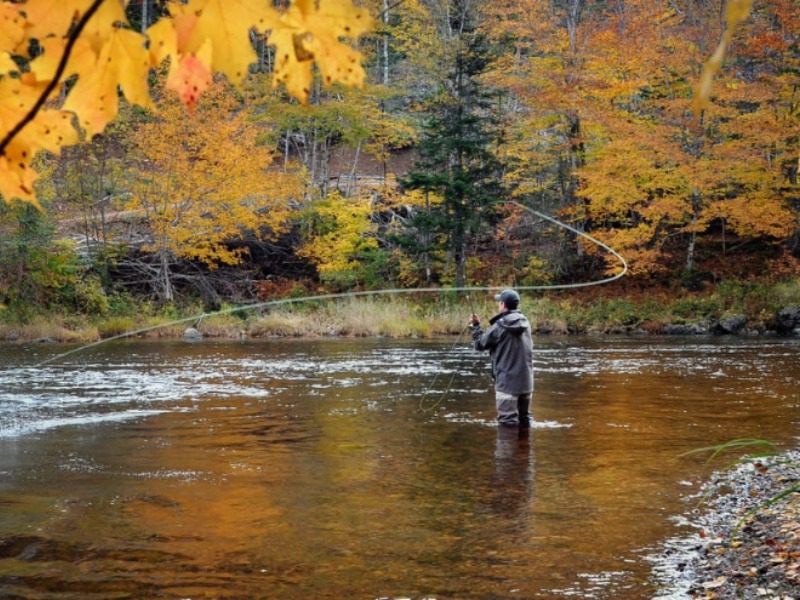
0, 0, 106, 158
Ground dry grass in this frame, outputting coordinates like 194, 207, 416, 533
0, 317, 98, 343
6, 277, 797, 343
246, 297, 476, 338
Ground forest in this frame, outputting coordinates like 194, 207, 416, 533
1, 0, 799, 339
1, 4, 799, 597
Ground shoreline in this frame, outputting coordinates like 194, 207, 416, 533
650, 450, 800, 599
2, 324, 799, 345
1, 303, 799, 345
2, 283, 799, 344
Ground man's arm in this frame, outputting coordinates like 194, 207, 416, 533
470, 317, 499, 351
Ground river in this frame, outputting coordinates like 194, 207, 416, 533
0, 337, 798, 599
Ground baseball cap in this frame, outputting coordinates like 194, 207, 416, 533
494, 289, 520, 308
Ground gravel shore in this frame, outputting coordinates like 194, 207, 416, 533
650, 450, 800, 599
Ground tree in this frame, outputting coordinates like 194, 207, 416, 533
125, 83, 302, 302
250, 79, 415, 198
485, 0, 799, 280
35, 120, 127, 281
0, 0, 373, 208
576, 0, 799, 277
400, 0, 510, 287
298, 190, 378, 288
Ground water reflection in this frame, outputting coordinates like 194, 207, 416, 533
0, 337, 798, 598
490, 427, 534, 524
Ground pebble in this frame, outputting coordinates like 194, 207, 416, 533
651, 450, 800, 599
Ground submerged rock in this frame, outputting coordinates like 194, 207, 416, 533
183, 327, 202, 341
664, 323, 709, 335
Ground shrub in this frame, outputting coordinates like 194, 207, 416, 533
670, 295, 723, 320
98, 316, 137, 338
74, 275, 110, 315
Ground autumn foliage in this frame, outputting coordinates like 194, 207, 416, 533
126, 82, 302, 301
1, 0, 799, 316
0, 0, 372, 207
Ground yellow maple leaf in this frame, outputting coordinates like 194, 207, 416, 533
0, 2, 27, 54
0, 77, 46, 151
23, 0, 90, 40
23, 109, 78, 155
0, 52, 17, 74
63, 28, 151, 136
29, 37, 95, 83
0, 156, 37, 204
295, 0, 372, 39
270, 27, 314, 102
147, 16, 178, 66
109, 28, 152, 107
273, 0, 372, 102
0, 73, 78, 204
81, 0, 128, 54
184, 0, 281, 84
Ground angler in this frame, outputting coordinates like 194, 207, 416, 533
470, 289, 534, 428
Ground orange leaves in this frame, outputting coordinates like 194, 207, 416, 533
127, 83, 301, 269
149, 0, 372, 106
165, 41, 213, 109
0, 0, 373, 207
146, 17, 211, 108
0, 0, 149, 203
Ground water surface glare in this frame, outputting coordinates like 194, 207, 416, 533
0, 337, 798, 599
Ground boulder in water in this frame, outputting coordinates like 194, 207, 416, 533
183, 327, 202, 341
711, 314, 747, 335
770, 306, 800, 335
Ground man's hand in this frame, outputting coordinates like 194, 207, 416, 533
469, 313, 480, 327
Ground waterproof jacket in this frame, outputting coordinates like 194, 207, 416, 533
471, 310, 534, 395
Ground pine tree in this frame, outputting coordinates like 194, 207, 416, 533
400, 2, 509, 287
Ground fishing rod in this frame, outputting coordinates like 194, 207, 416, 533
32, 202, 628, 368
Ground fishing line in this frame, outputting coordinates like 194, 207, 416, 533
417, 325, 471, 412
32, 201, 627, 369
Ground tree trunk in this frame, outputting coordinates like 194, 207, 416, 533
160, 250, 174, 302
424, 191, 432, 284
686, 230, 697, 273
141, 0, 149, 33
348, 140, 362, 197
382, 0, 390, 85
686, 188, 701, 272
284, 129, 291, 170
310, 127, 318, 186
320, 136, 330, 197
454, 235, 468, 288
566, 0, 583, 55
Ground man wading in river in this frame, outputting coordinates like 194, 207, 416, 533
470, 289, 534, 427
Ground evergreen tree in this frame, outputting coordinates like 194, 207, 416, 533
400, 2, 509, 287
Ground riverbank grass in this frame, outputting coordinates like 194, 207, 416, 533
1, 278, 798, 342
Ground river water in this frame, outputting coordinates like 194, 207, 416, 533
0, 337, 798, 599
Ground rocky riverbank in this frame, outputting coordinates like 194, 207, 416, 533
651, 450, 800, 599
